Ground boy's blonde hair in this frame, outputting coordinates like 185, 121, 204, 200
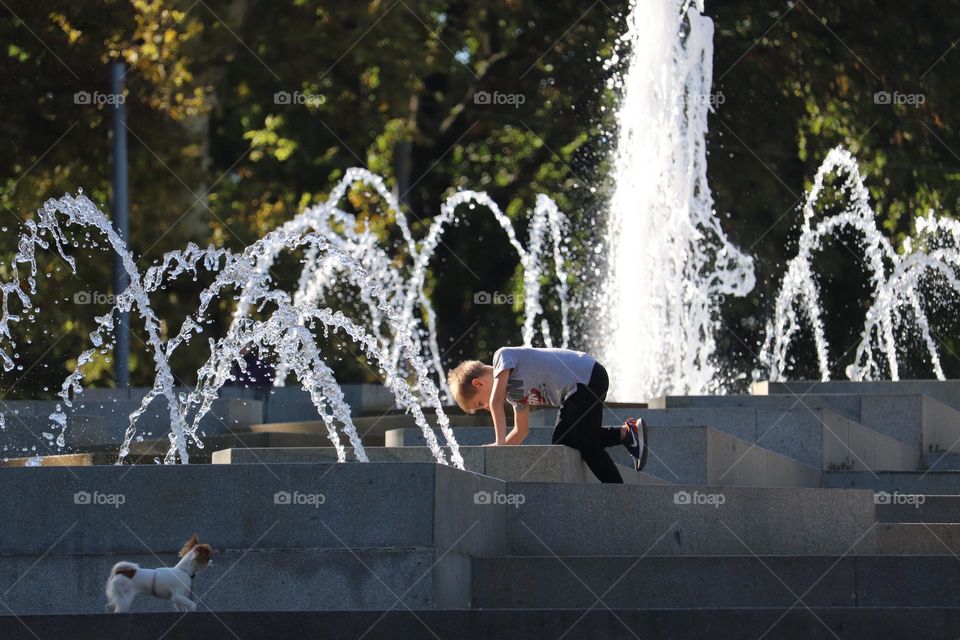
447, 360, 488, 411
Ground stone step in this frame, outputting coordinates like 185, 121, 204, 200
20, 548, 960, 615
4, 609, 958, 639
1, 431, 350, 466
2, 431, 358, 466
72, 384, 399, 418
875, 523, 960, 555
502, 482, 875, 556
0, 398, 264, 453
385, 425, 821, 487
651, 392, 859, 420
753, 379, 960, 413
472, 555, 960, 609
211, 445, 660, 485
0, 451, 205, 467
824, 470, 960, 494
0, 548, 449, 614
122, 431, 337, 462
631, 407, 918, 472
877, 495, 960, 523
922, 452, 960, 470
260, 384, 398, 421
652, 392, 960, 454
315, 403, 649, 446
0, 463, 504, 558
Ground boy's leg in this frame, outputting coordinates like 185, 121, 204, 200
552, 364, 623, 483
581, 448, 624, 483
570, 363, 621, 449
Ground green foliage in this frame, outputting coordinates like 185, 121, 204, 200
709, 0, 960, 380
4, 0, 960, 397
0, 0, 625, 395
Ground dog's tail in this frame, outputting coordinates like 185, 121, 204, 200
106, 561, 138, 610
110, 561, 138, 579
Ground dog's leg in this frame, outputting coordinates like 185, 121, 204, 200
114, 591, 135, 614
171, 594, 196, 612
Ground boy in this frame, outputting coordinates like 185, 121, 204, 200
447, 346, 648, 483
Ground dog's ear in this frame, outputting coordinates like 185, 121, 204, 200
193, 543, 214, 565
179, 534, 199, 557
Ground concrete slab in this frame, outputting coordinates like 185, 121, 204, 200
875, 523, 960, 555
473, 555, 960, 609
625, 406, 918, 472
4, 609, 960, 640
754, 379, 960, 412
212, 445, 653, 485
503, 483, 875, 556
922, 452, 960, 471
385, 425, 821, 487
654, 392, 960, 454
824, 470, 960, 494
649, 393, 861, 420
0, 549, 443, 614
0, 463, 505, 557
877, 496, 960, 523
261, 384, 397, 422
1, 398, 264, 452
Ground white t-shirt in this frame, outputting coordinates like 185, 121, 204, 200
492, 347, 596, 408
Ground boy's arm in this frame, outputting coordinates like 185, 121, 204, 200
488, 369, 511, 445
504, 405, 529, 445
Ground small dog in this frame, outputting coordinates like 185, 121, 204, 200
105, 534, 214, 613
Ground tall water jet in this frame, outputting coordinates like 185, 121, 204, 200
760, 146, 960, 383
595, 0, 755, 401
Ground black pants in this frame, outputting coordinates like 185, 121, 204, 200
551, 362, 623, 483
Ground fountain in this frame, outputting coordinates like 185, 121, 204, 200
592, 0, 756, 402
3, 0, 960, 467
760, 146, 960, 383
594, 0, 960, 398
0, 173, 572, 465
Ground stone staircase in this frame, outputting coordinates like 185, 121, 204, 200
4, 380, 960, 638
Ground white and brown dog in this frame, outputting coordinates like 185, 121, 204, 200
105, 534, 214, 613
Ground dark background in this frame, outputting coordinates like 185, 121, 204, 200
1, 0, 958, 397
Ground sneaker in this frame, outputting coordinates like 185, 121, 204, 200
623, 417, 648, 472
